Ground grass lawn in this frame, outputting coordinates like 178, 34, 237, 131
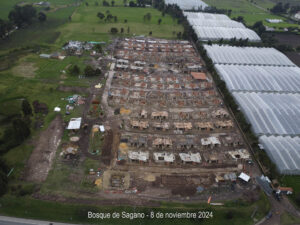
0, 192, 270, 225
280, 176, 300, 208
56, 2, 182, 45
280, 212, 300, 225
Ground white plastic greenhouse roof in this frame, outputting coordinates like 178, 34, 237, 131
183, 12, 230, 20
259, 135, 300, 175
233, 92, 300, 136
215, 65, 300, 93
165, 0, 208, 10
204, 45, 296, 66
194, 27, 261, 41
184, 13, 260, 42
188, 18, 246, 28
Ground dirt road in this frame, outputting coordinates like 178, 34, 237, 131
24, 115, 64, 182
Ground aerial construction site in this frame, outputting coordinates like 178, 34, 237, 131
97, 37, 258, 199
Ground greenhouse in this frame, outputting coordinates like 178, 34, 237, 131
183, 12, 230, 20
204, 45, 296, 66
259, 135, 300, 175
233, 92, 300, 136
194, 27, 261, 41
215, 65, 300, 93
188, 18, 246, 28
165, 0, 208, 10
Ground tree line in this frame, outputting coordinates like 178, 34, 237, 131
0, 99, 33, 197
0, 4, 47, 40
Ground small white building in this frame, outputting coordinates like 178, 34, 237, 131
67, 118, 82, 130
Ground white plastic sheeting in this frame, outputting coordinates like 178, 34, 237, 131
194, 27, 261, 41
183, 11, 230, 20
165, 0, 208, 10
260, 135, 300, 175
184, 13, 260, 42
233, 92, 300, 135
188, 18, 246, 28
204, 45, 296, 66
215, 65, 300, 93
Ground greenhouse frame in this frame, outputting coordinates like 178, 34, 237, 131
233, 92, 300, 136
259, 135, 300, 175
215, 65, 300, 93
204, 45, 296, 66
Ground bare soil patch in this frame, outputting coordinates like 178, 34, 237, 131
57, 85, 91, 94
12, 62, 37, 78
24, 115, 64, 182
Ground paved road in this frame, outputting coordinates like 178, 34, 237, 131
0, 216, 78, 225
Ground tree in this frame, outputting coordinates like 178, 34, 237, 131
106, 14, 113, 21
103, 0, 110, 6
0, 170, 8, 197
0, 19, 13, 39
68, 65, 80, 76
143, 13, 151, 22
120, 27, 124, 33
158, 18, 162, 25
110, 27, 118, 34
252, 21, 266, 35
177, 31, 182, 39
84, 65, 95, 77
95, 68, 102, 76
162, 11, 165, 17
129, 1, 136, 7
12, 118, 30, 142
8, 5, 37, 27
38, 12, 47, 22
94, 44, 103, 53
97, 12, 105, 20
22, 99, 32, 117
111, 0, 115, 6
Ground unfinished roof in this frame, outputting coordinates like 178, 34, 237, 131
153, 152, 175, 162
151, 111, 168, 118
196, 122, 213, 130
174, 122, 192, 130
153, 138, 172, 146
128, 151, 149, 162
179, 152, 201, 163
191, 72, 207, 80
228, 149, 250, 160
130, 120, 149, 129
201, 136, 221, 146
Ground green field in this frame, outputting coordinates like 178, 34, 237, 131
203, 0, 299, 30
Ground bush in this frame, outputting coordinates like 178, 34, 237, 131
17, 184, 36, 196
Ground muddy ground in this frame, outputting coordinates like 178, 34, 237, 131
23, 114, 64, 182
